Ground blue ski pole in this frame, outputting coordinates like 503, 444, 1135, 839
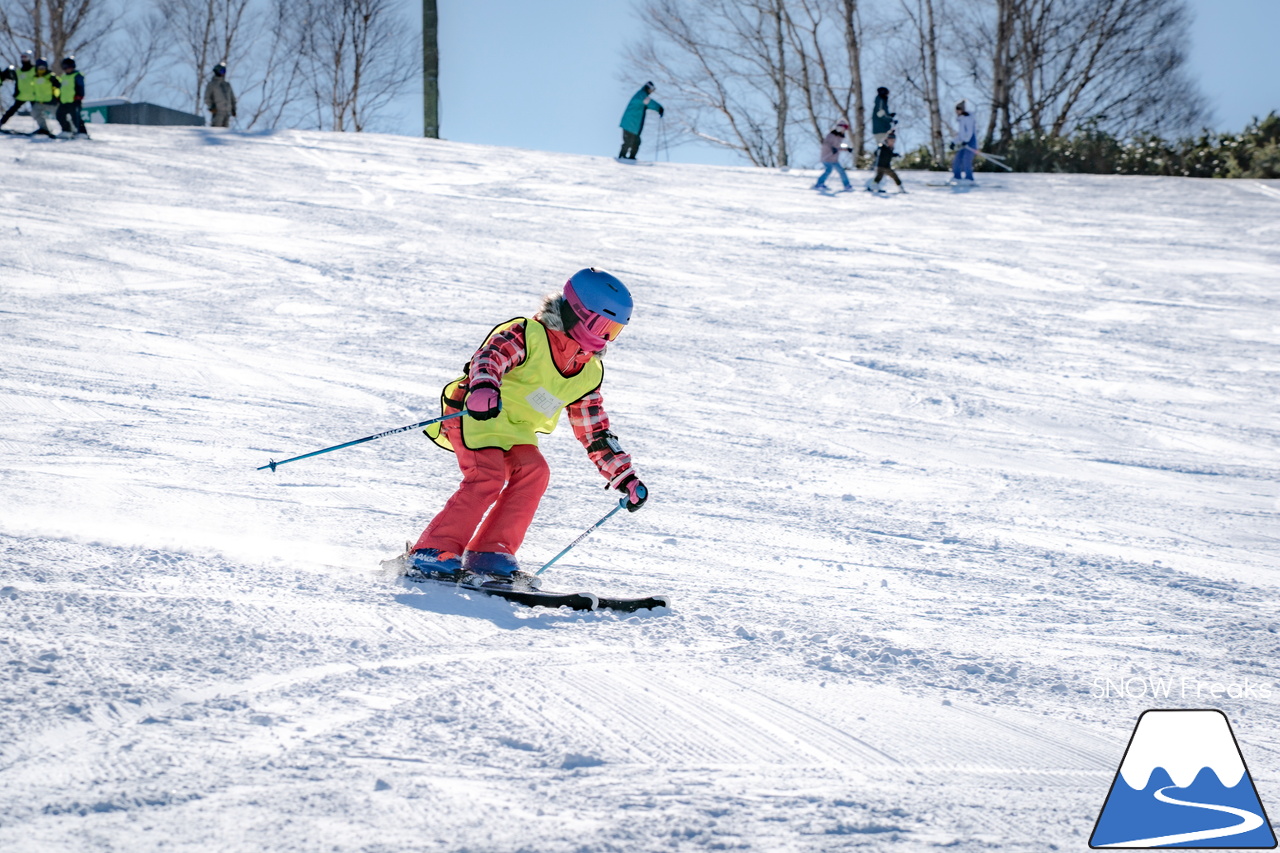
536, 498, 629, 576
257, 410, 465, 472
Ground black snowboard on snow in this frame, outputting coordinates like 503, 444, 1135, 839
401, 568, 669, 613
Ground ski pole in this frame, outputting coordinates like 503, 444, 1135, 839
535, 498, 628, 576
257, 410, 465, 472
965, 146, 1013, 171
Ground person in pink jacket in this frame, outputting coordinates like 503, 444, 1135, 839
404, 269, 648, 590
812, 120, 853, 191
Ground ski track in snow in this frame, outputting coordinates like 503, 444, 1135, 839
0, 124, 1277, 851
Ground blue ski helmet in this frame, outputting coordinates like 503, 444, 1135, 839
562, 268, 632, 351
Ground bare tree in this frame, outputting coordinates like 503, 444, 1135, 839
895, 0, 945, 160
150, 0, 257, 116
984, 0, 1015, 147
0, 0, 115, 65
628, 0, 800, 167
630, 0, 1203, 167
780, 0, 867, 156
285, 0, 419, 132
1010, 0, 1203, 138
838, 0, 866, 156
233, 0, 307, 130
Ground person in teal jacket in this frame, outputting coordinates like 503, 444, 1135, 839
618, 82, 663, 161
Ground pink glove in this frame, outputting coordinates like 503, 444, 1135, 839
465, 384, 501, 420
617, 472, 648, 512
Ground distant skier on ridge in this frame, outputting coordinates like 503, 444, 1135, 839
205, 62, 236, 128
617, 82, 663, 162
0, 51, 35, 130
951, 99, 977, 184
871, 86, 895, 147
403, 268, 649, 591
865, 129, 905, 194
813, 120, 854, 192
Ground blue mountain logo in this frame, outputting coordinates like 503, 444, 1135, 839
1091, 709, 1276, 848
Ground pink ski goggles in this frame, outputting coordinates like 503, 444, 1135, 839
565, 286, 626, 349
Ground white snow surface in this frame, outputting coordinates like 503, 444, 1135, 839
1, 124, 1278, 851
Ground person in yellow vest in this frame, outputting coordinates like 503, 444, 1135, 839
27, 58, 56, 137
55, 56, 87, 139
406, 268, 648, 590
0, 51, 35, 130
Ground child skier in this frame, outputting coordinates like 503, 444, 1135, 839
865, 130, 905, 194
404, 268, 648, 590
951, 99, 977, 184
54, 56, 87, 139
813, 120, 853, 191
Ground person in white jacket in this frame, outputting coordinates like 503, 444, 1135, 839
951, 99, 977, 182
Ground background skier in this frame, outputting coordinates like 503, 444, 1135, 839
54, 57, 87, 139
951, 99, 977, 183
871, 86, 895, 146
204, 63, 236, 128
813, 120, 853, 191
0, 51, 34, 129
27, 58, 56, 137
406, 268, 648, 590
618, 82, 663, 161
866, 129, 905, 194
0, 51, 35, 129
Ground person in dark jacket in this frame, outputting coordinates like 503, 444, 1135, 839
871, 86, 895, 146
205, 62, 236, 128
54, 56, 87, 138
0, 51, 34, 129
617, 82, 663, 161
865, 129, 905, 194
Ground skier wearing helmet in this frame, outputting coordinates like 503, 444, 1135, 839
951, 99, 977, 184
405, 269, 648, 590
813, 120, 853, 192
0, 51, 36, 130
55, 56, 87, 139
27, 58, 56, 137
204, 62, 236, 127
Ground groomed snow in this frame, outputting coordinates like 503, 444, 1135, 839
0, 123, 1277, 851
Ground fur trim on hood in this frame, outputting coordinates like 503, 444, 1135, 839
536, 293, 566, 332
535, 292, 607, 358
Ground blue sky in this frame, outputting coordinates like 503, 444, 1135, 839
390, 0, 1280, 164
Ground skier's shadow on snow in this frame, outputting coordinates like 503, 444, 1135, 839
392, 587, 602, 629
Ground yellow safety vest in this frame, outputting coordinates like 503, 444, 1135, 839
57, 71, 81, 104
29, 73, 54, 103
427, 317, 603, 452
15, 67, 35, 101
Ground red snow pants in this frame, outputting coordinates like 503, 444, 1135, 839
413, 419, 550, 556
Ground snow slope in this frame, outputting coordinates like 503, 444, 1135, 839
0, 123, 1277, 851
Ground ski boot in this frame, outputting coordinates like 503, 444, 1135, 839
403, 547, 464, 581
461, 551, 542, 591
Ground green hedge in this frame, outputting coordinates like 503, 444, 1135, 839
891, 112, 1280, 178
